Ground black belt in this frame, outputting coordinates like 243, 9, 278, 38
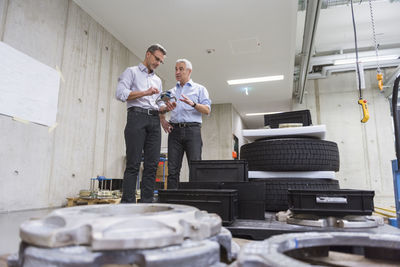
128, 106, 159, 116
170, 122, 201, 128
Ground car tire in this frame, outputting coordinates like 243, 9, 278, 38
240, 138, 340, 172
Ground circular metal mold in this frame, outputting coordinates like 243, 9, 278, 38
9, 228, 236, 267
20, 203, 221, 250
287, 214, 381, 228
237, 232, 400, 267
9, 239, 225, 267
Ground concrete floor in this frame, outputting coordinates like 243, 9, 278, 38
0, 208, 55, 255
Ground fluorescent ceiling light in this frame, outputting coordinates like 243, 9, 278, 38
334, 55, 399, 65
246, 111, 283, 116
227, 75, 284, 85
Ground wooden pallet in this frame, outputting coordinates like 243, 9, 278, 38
67, 197, 121, 207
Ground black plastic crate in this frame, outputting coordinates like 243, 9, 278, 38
189, 160, 248, 182
179, 182, 265, 220
264, 110, 312, 128
288, 189, 375, 216
158, 189, 238, 225
179, 182, 220, 189
250, 178, 340, 212
220, 182, 265, 220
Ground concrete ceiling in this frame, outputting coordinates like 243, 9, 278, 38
73, 0, 400, 129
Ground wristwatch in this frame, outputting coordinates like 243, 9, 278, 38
191, 102, 197, 108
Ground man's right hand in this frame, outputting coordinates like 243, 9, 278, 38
144, 87, 159, 96
160, 118, 173, 133
127, 87, 160, 101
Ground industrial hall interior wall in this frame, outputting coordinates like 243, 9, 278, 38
0, 0, 245, 212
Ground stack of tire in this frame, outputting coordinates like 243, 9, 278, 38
240, 110, 340, 211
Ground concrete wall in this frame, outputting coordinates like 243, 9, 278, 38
202, 103, 233, 160
0, 0, 141, 212
293, 68, 397, 206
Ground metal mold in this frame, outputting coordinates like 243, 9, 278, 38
10, 203, 235, 266
236, 232, 400, 266
226, 212, 400, 241
286, 214, 382, 228
9, 239, 224, 267
19, 203, 221, 250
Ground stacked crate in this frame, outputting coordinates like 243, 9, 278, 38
158, 160, 265, 225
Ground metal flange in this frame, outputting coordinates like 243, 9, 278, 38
20, 203, 221, 250
237, 232, 400, 266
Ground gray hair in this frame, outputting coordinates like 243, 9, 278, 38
176, 59, 192, 70
147, 44, 167, 55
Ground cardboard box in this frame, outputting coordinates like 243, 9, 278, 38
156, 161, 168, 182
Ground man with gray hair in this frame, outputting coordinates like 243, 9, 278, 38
116, 44, 175, 203
160, 59, 211, 189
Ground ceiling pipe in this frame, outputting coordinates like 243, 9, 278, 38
308, 60, 400, 79
306, 48, 400, 95
310, 48, 400, 66
297, 0, 384, 11
297, 0, 322, 104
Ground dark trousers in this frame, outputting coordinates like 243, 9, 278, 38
121, 110, 161, 203
167, 125, 202, 189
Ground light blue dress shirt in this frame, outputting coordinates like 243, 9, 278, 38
115, 63, 162, 110
169, 79, 211, 123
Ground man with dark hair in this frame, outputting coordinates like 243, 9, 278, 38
116, 44, 175, 203
160, 58, 211, 189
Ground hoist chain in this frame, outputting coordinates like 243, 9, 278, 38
368, 0, 381, 72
